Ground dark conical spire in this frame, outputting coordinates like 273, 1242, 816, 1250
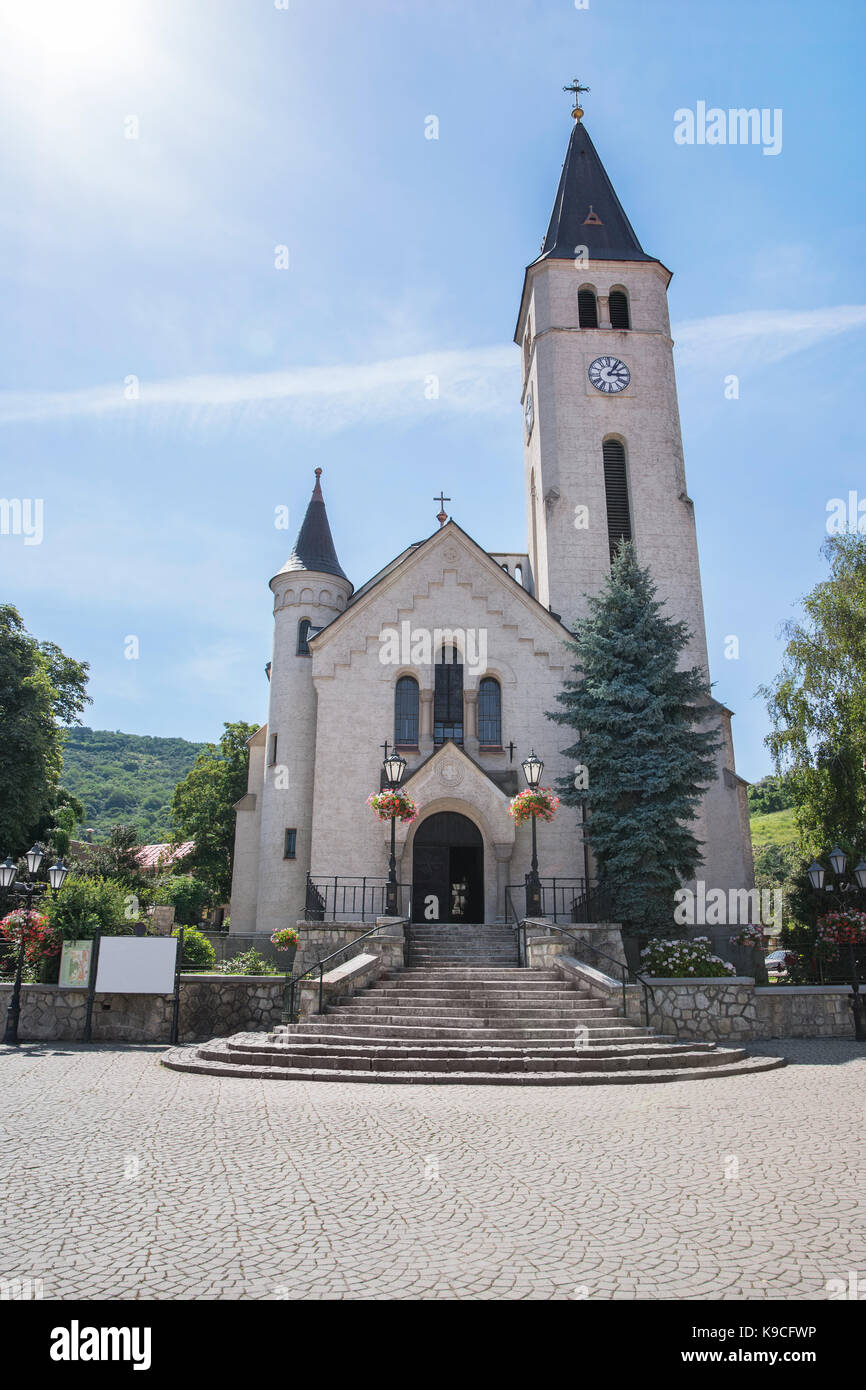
282, 468, 350, 582
535, 119, 654, 264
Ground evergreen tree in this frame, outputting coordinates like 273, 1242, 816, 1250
547, 543, 720, 935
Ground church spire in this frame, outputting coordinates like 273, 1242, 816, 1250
282, 468, 350, 582
536, 116, 653, 265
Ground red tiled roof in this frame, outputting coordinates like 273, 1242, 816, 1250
135, 842, 195, 871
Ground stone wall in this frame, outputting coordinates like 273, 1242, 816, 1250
645, 977, 758, 1042
526, 921, 626, 972
294, 919, 405, 978
753, 986, 858, 1040
0, 976, 287, 1044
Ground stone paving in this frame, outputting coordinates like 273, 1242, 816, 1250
0, 1039, 863, 1300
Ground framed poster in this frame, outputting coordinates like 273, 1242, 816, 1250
94, 936, 179, 995
59, 940, 94, 989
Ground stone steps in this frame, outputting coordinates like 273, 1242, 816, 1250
160, 943, 787, 1086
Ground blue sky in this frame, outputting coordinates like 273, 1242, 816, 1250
1, 0, 864, 782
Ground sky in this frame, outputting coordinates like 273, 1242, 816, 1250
1, 0, 864, 783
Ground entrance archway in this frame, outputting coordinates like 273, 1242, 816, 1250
411, 812, 484, 924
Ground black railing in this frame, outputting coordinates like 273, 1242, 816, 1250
305, 874, 411, 922
282, 920, 407, 1024
508, 878, 614, 924
785, 943, 866, 985
504, 885, 527, 967
540, 925, 656, 1027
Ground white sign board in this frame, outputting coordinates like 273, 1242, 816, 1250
95, 937, 179, 995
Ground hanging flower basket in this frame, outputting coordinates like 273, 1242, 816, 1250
816, 910, 866, 947
509, 787, 560, 826
367, 789, 418, 824
270, 927, 300, 952
0, 908, 60, 965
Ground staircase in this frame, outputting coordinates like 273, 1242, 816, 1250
162, 924, 785, 1085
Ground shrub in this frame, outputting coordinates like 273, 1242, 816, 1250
216, 948, 279, 976
640, 936, 736, 978
270, 927, 299, 951
173, 926, 216, 970
154, 874, 212, 926
45, 875, 133, 940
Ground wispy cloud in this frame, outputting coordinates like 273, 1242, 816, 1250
673, 304, 866, 369
0, 347, 518, 431
1, 306, 863, 432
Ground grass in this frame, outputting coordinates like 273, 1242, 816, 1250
749, 807, 800, 850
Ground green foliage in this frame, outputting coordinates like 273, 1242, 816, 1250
45, 875, 134, 940
60, 728, 206, 842
749, 807, 799, 850
87, 823, 146, 887
155, 875, 212, 925
760, 533, 866, 852
0, 606, 90, 855
547, 542, 720, 935
170, 721, 258, 901
747, 773, 795, 817
216, 947, 278, 976
173, 926, 216, 970
752, 841, 812, 934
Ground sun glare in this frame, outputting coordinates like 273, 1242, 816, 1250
1, 0, 148, 75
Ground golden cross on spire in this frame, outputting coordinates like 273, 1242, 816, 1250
563, 77, 590, 120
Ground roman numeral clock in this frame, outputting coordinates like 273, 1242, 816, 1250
588, 355, 631, 394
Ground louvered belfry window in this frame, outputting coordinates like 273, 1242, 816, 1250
578, 289, 598, 328
394, 676, 419, 747
603, 439, 632, 560
609, 290, 630, 329
434, 646, 463, 745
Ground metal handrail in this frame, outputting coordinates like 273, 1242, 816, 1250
504, 885, 527, 967
282, 918, 408, 1024
541, 926, 656, 1028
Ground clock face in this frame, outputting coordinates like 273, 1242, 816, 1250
524, 389, 534, 438
588, 356, 630, 394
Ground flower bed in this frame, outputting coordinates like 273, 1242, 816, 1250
640, 935, 736, 978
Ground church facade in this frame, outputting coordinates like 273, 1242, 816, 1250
229, 110, 754, 936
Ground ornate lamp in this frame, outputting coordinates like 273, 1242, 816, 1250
0, 856, 17, 890
807, 859, 825, 892
383, 751, 407, 789
47, 859, 69, 891
522, 751, 544, 788
24, 844, 44, 877
828, 845, 847, 878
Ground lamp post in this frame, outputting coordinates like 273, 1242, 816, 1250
806, 845, 866, 1041
1, 846, 69, 1046
522, 751, 544, 918
381, 744, 407, 917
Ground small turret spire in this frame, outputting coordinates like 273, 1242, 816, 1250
281, 467, 350, 582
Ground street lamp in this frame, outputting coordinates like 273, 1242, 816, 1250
522, 750, 544, 918
1, 848, 68, 1047
806, 845, 866, 1041
381, 743, 407, 917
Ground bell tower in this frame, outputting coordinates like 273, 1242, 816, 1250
515, 91, 709, 674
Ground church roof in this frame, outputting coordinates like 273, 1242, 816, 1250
276, 468, 351, 584
533, 119, 655, 266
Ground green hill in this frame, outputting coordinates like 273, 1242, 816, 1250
749, 807, 799, 850
61, 728, 207, 842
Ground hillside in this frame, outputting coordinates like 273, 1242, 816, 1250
749, 808, 799, 851
61, 728, 207, 842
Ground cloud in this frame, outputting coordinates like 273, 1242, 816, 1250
0, 346, 518, 432
673, 305, 866, 369
1, 305, 863, 433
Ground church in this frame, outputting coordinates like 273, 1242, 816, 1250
228, 101, 754, 938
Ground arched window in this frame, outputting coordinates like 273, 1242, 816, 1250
296, 618, 312, 655
578, 288, 598, 328
394, 676, 419, 747
602, 439, 632, 561
434, 645, 463, 745
609, 289, 630, 329
477, 678, 502, 747
514, 564, 523, 587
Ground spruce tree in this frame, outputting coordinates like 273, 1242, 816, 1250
547, 542, 720, 935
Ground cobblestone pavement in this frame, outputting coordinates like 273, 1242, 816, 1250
0, 1039, 863, 1300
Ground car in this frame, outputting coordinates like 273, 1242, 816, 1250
765, 949, 796, 977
